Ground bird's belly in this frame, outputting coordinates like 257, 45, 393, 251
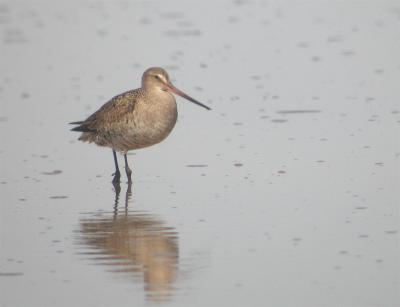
132, 116, 176, 146
121, 106, 178, 151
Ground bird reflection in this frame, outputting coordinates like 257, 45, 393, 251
76, 182, 179, 302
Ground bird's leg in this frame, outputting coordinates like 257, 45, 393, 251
112, 150, 121, 185
124, 154, 132, 183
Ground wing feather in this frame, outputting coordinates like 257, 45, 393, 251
70, 89, 142, 133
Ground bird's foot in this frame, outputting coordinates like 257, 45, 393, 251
112, 180, 121, 194
112, 171, 121, 183
125, 167, 132, 184
112, 172, 121, 193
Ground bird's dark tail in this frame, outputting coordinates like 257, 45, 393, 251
69, 121, 84, 125
69, 121, 93, 132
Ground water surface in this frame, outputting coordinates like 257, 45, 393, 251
1, 0, 399, 306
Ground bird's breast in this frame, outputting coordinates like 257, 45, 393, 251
127, 93, 178, 148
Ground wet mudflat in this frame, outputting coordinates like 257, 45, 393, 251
0, 0, 399, 306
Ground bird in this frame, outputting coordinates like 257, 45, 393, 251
70, 67, 211, 185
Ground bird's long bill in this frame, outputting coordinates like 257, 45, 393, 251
167, 84, 211, 110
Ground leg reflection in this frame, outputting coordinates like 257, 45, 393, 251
78, 184, 179, 302
113, 180, 132, 215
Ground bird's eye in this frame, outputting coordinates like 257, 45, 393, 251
154, 75, 161, 80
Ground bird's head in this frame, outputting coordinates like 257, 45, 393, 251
142, 67, 211, 110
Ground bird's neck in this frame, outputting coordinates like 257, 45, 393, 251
144, 87, 174, 103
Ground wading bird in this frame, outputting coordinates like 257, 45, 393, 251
70, 67, 210, 184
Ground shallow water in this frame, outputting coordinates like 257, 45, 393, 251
1, 0, 399, 306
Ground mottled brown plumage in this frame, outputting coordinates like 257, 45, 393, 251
70, 67, 210, 185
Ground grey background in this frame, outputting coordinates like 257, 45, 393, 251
1, 0, 399, 306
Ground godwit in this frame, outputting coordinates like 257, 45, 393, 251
70, 67, 210, 184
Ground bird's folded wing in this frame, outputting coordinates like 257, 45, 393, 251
70, 90, 140, 133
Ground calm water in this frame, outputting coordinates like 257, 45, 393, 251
1, 0, 399, 306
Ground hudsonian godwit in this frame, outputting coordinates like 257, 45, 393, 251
70, 67, 210, 184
